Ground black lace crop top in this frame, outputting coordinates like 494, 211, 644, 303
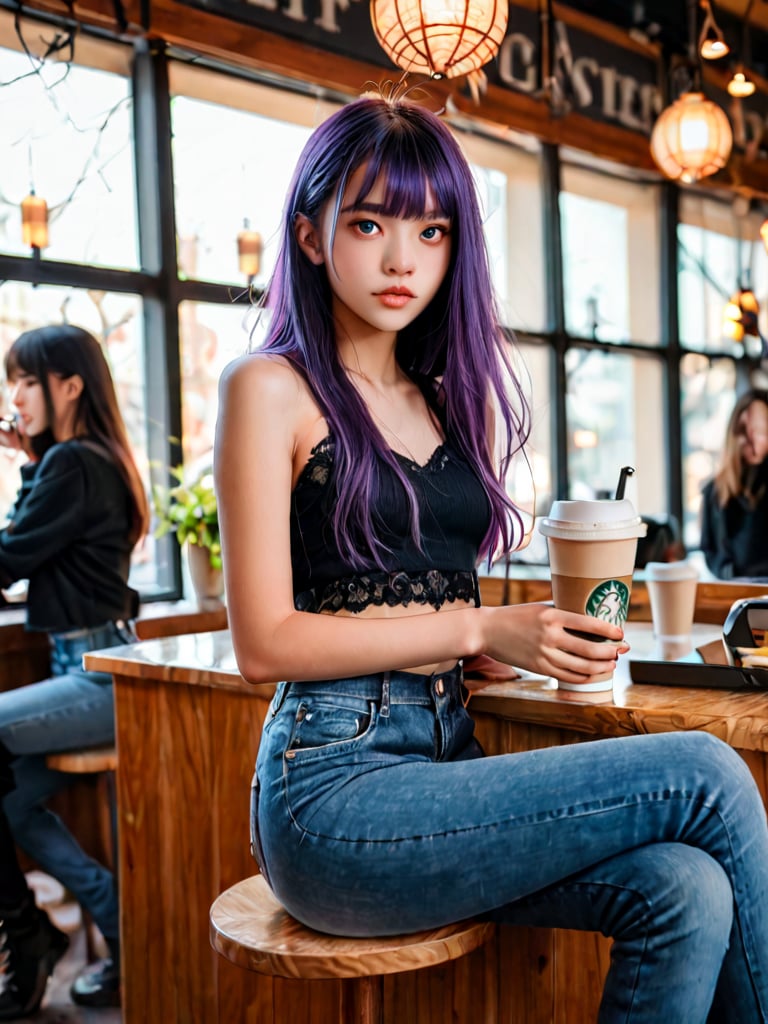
290, 434, 491, 613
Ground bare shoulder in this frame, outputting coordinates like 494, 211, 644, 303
219, 353, 318, 426
219, 352, 306, 402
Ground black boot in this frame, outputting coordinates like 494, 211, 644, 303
70, 950, 120, 1008
0, 895, 69, 1021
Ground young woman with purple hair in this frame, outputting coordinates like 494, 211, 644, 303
215, 95, 768, 1022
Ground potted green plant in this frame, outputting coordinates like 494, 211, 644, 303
152, 465, 223, 607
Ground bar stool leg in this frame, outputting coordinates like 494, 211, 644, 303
341, 975, 383, 1024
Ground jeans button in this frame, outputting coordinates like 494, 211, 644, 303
435, 678, 444, 696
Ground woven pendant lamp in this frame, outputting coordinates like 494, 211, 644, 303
650, 91, 732, 183
370, 0, 508, 79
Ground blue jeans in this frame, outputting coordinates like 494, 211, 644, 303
254, 665, 768, 1023
0, 621, 133, 949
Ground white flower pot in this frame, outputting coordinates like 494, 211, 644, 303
186, 542, 224, 610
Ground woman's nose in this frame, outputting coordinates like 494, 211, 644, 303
383, 235, 415, 275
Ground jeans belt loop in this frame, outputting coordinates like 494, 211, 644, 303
380, 671, 391, 719
271, 681, 290, 717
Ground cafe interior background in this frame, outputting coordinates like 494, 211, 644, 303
1, 0, 768, 604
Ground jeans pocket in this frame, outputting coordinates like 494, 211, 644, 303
285, 699, 373, 758
249, 772, 273, 887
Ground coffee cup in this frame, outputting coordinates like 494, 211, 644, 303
539, 499, 647, 691
644, 560, 699, 660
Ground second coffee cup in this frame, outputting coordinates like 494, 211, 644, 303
644, 559, 699, 660
539, 499, 647, 691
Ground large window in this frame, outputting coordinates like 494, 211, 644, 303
558, 162, 667, 529
2, 10, 765, 600
560, 163, 661, 345
0, 30, 137, 269
678, 194, 768, 355
170, 71, 322, 287
564, 348, 665, 515
459, 131, 547, 334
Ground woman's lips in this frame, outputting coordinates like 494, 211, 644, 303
376, 288, 414, 308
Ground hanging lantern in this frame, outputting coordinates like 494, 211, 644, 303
21, 193, 49, 250
722, 288, 760, 344
650, 92, 732, 184
370, 0, 508, 79
237, 222, 262, 280
760, 218, 768, 255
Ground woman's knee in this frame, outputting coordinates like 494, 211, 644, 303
661, 731, 760, 806
627, 844, 733, 951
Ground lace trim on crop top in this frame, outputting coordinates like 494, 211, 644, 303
295, 567, 480, 614
291, 433, 489, 614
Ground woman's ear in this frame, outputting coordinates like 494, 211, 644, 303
294, 214, 325, 266
65, 374, 85, 402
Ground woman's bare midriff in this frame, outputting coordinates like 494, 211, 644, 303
321, 599, 474, 676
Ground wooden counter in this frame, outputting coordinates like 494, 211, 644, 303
466, 623, 768, 1022
85, 619, 768, 1024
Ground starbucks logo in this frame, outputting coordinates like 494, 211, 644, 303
586, 580, 630, 626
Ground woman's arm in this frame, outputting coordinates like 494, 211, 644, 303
214, 356, 626, 687
0, 446, 90, 585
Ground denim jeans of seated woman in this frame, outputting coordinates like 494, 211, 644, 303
254, 665, 768, 1024
0, 621, 133, 952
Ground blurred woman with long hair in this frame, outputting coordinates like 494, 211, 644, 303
701, 388, 768, 579
0, 324, 148, 1014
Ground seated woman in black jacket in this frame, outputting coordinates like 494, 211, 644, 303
700, 388, 768, 579
0, 325, 149, 1014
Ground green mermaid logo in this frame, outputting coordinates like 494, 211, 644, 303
586, 580, 630, 626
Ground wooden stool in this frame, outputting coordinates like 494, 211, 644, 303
46, 745, 118, 775
210, 874, 493, 1024
46, 744, 118, 870
46, 744, 119, 960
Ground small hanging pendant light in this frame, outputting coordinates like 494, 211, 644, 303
727, 68, 756, 98
650, 91, 732, 183
21, 192, 49, 250
760, 218, 768, 255
722, 288, 760, 344
370, 0, 508, 79
698, 0, 730, 60
237, 220, 262, 281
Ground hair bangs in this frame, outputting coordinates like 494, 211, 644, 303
348, 144, 454, 224
4, 332, 43, 383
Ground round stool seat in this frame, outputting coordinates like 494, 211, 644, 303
46, 745, 118, 774
210, 874, 493, 980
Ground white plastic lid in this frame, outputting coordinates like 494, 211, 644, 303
644, 560, 699, 582
538, 499, 647, 542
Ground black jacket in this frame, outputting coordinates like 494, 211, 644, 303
700, 462, 768, 579
0, 439, 138, 632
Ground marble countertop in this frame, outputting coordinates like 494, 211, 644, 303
85, 630, 271, 695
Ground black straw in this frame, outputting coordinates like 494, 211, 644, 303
614, 466, 635, 500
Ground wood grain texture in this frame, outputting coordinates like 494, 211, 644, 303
85, 616, 768, 1024
469, 623, 768, 754
46, 745, 118, 773
210, 874, 493, 979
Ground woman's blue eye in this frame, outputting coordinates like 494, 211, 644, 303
422, 225, 447, 240
356, 220, 377, 235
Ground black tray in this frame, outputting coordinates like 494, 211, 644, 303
628, 657, 768, 691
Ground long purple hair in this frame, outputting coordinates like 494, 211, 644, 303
259, 95, 530, 568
